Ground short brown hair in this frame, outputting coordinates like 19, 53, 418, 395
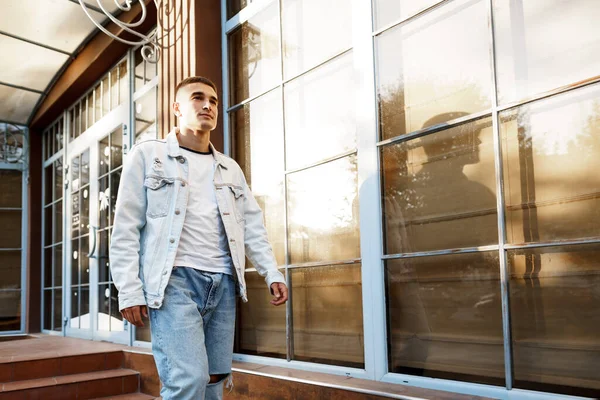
175, 76, 218, 99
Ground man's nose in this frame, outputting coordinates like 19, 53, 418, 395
202, 101, 211, 110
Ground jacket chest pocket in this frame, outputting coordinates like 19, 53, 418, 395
144, 175, 174, 218
228, 185, 245, 223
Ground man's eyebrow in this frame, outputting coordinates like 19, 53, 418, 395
190, 91, 219, 102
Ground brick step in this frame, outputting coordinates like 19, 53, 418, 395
0, 351, 124, 383
92, 393, 155, 400
0, 368, 139, 400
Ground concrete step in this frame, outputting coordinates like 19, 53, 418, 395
0, 368, 139, 400
0, 350, 124, 383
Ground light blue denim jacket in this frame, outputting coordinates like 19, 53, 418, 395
110, 129, 285, 311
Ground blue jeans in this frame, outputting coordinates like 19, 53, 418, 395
149, 267, 237, 400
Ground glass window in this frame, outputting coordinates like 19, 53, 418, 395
386, 252, 504, 385
231, 89, 285, 265
283, 53, 355, 170
0, 250, 21, 290
376, 0, 491, 140
0, 170, 22, 207
134, 87, 158, 144
382, 117, 497, 254
508, 244, 600, 397
227, 0, 249, 19
287, 156, 359, 264
373, 0, 442, 30
281, 0, 352, 79
228, 2, 281, 105
494, 0, 600, 105
291, 264, 364, 368
500, 84, 600, 244
0, 210, 22, 249
235, 269, 287, 358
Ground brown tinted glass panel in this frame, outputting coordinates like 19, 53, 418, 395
283, 53, 355, 170
53, 245, 62, 288
110, 127, 123, 170
134, 48, 144, 90
0, 210, 21, 248
382, 118, 497, 253
0, 170, 22, 207
287, 156, 359, 264
53, 289, 62, 332
45, 165, 53, 205
118, 61, 128, 105
235, 269, 286, 358
282, 0, 352, 79
291, 264, 364, 368
54, 159, 63, 201
98, 229, 110, 283
102, 76, 110, 116
374, 0, 441, 30
44, 246, 52, 287
43, 289, 52, 330
227, 0, 248, 19
228, 3, 280, 104
232, 90, 285, 265
54, 200, 62, 244
508, 244, 600, 397
494, 0, 600, 105
0, 250, 21, 289
44, 206, 53, 246
376, 0, 491, 140
99, 176, 109, 230
501, 85, 600, 244
94, 84, 102, 123
70, 287, 79, 328
110, 66, 119, 110
0, 290, 21, 331
71, 239, 79, 286
386, 252, 504, 385
80, 235, 90, 285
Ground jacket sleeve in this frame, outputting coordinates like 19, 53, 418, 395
241, 173, 286, 292
110, 145, 148, 311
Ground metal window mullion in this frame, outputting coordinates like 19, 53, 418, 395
383, 245, 500, 260
20, 134, 29, 333
371, 0, 451, 37
487, 0, 513, 390
353, 0, 387, 380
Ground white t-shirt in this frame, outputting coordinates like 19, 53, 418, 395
173, 147, 233, 275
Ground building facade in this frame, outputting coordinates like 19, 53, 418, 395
1, 0, 599, 399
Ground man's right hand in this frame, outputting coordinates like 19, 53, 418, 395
121, 305, 148, 327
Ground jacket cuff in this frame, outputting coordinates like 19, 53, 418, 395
265, 270, 286, 295
118, 290, 147, 311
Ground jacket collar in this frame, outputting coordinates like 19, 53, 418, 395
166, 128, 228, 170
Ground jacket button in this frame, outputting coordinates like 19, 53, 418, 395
153, 301, 159, 306
169, 238, 175, 243
163, 269, 168, 275
175, 209, 180, 215
179, 158, 185, 164
181, 182, 186, 187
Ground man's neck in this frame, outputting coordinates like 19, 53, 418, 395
176, 126, 211, 153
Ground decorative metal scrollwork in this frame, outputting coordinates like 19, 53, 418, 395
78, 0, 171, 63
0, 124, 27, 164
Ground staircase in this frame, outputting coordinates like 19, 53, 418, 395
0, 350, 154, 399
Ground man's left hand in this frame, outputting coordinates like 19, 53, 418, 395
270, 282, 288, 306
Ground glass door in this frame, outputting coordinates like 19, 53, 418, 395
65, 112, 131, 344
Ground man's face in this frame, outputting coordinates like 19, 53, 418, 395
173, 82, 219, 131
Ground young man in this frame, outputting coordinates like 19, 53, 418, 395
110, 76, 288, 400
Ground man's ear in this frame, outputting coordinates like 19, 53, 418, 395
172, 102, 181, 117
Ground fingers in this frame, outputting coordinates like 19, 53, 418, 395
121, 306, 145, 327
141, 306, 148, 318
270, 283, 288, 306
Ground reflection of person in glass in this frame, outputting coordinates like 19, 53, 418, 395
110, 76, 288, 400
385, 112, 503, 383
